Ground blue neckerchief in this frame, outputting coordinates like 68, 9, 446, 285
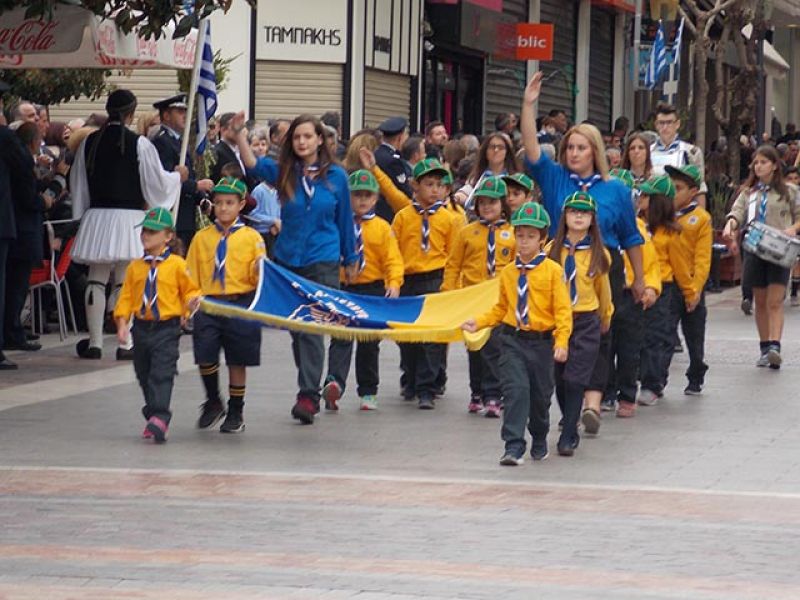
354, 212, 376, 273
213, 219, 245, 289
562, 236, 592, 306
413, 200, 444, 252
675, 202, 698, 218
296, 162, 321, 205
755, 182, 770, 223
655, 137, 681, 153
140, 248, 171, 320
569, 172, 603, 191
515, 252, 547, 328
479, 218, 507, 278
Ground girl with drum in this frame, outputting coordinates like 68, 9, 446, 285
723, 145, 800, 369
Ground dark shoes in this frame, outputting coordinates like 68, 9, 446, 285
418, 395, 435, 410
76, 339, 101, 359
116, 347, 135, 361
684, 382, 703, 396
530, 442, 549, 461
4, 341, 41, 351
557, 434, 579, 457
0, 355, 17, 370
291, 395, 318, 425
197, 398, 225, 429
220, 409, 245, 433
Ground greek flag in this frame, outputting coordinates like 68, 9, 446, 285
645, 20, 667, 90
195, 20, 217, 156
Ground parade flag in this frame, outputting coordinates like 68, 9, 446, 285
200, 260, 495, 350
644, 20, 667, 90
195, 20, 217, 156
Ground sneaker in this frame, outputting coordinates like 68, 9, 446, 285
418, 395, 435, 410
142, 425, 154, 439
322, 378, 342, 411
402, 386, 415, 401
359, 395, 378, 411
434, 385, 446, 397
530, 442, 549, 461
767, 345, 782, 368
145, 416, 169, 443
581, 408, 601, 435
600, 398, 616, 412
291, 396, 317, 424
637, 389, 659, 406
116, 347, 134, 361
741, 297, 753, 315
484, 399, 502, 418
756, 352, 770, 368
220, 410, 245, 433
467, 395, 483, 414
197, 399, 225, 429
75, 338, 101, 359
499, 453, 524, 466
616, 400, 636, 418
557, 437, 575, 457
684, 382, 703, 396
791, 295, 800, 307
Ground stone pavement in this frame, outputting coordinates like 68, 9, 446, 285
0, 288, 799, 599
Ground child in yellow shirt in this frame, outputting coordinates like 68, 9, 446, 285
546, 192, 612, 456
114, 208, 200, 443
186, 177, 266, 434
323, 170, 404, 411
443, 176, 514, 417
502, 173, 536, 214
463, 202, 572, 465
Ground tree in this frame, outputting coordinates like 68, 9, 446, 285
0, 0, 248, 40
0, 68, 108, 107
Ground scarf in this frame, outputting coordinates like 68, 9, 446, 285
140, 248, 171, 320
515, 252, 547, 328
354, 212, 376, 273
654, 137, 681, 153
675, 202, 698, 218
562, 236, 592, 306
297, 162, 321, 203
755, 182, 770, 224
479, 219, 507, 278
413, 200, 444, 252
569, 172, 603, 191
213, 219, 245, 289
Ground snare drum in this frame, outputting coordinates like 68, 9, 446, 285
743, 221, 800, 269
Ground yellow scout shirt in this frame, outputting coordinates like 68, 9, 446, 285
114, 254, 200, 321
346, 216, 404, 288
651, 226, 693, 300
185, 223, 266, 295
546, 242, 614, 329
391, 203, 459, 275
676, 203, 713, 301
442, 220, 515, 290
475, 257, 573, 350
373, 166, 412, 214
625, 217, 662, 295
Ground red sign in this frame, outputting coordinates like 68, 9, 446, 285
515, 23, 554, 61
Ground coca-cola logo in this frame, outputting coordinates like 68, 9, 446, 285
96, 22, 117, 54
0, 20, 58, 53
172, 36, 196, 68
136, 36, 157, 59
0, 54, 24, 66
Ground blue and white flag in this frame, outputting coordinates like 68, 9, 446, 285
645, 20, 667, 90
195, 20, 217, 156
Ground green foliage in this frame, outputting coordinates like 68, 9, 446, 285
176, 50, 239, 95
0, 68, 108, 106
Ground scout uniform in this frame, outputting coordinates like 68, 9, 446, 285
113, 208, 200, 442
666, 164, 712, 393
443, 176, 515, 415
391, 158, 460, 408
186, 177, 266, 433
325, 170, 404, 410
502, 173, 537, 213
547, 192, 613, 454
474, 202, 572, 465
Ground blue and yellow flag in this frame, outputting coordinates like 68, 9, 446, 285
200, 260, 496, 349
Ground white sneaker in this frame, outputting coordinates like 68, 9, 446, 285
637, 389, 659, 406
359, 395, 378, 410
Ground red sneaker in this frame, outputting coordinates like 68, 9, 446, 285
145, 416, 169, 443
322, 379, 342, 411
291, 396, 317, 425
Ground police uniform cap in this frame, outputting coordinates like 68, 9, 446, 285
153, 93, 188, 112
378, 116, 408, 136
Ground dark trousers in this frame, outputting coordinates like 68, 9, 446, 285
282, 261, 340, 402
606, 290, 644, 404
497, 326, 554, 457
398, 270, 445, 398
640, 283, 676, 395
132, 318, 181, 423
672, 291, 708, 385
3, 256, 33, 348
0, 240, 8, 352
327, 280, 385, 397
467, 328, 502, 399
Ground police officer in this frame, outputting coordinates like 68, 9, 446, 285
151, 93, 214, 249
374, 116, 412, 222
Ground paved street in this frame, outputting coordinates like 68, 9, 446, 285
1, 288, 799, 599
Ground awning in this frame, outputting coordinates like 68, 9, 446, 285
0, 5, 196, 69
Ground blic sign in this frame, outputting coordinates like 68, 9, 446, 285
515, 23, 554, 61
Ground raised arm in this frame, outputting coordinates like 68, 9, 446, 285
521, 72, 544, 165
231, 111, 257, 169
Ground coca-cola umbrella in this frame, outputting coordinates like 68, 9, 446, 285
0, 5, 196, 69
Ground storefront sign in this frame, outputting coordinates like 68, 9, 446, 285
515, 23, 554, 61
256, 0, 347, 63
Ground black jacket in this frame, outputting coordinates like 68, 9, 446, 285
151, 126, 204, 233
210, 140, 257, 188
8, 148, 45, 262
374, 142, 413, 222
0, 126, 35, 241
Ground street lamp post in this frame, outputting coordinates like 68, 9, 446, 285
756, 0, 775, 142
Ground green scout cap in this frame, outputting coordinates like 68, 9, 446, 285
213, 176, 247, 199
563, 191, 597, 212
502, 172, 534, 192
138, 207, 174, 231
474, 176, 507, 200
638, 175, 675, 199
609, 168, 635, 190
665, 164, 703, 187
442, 168, 454, 186
412, 157, 449, 180
511, 201, 550, 229
349, 169, 379, 193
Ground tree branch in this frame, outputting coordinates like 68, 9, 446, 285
712, 23, 731, 128
683, 0, 703, 19
679, 7, 698, 35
